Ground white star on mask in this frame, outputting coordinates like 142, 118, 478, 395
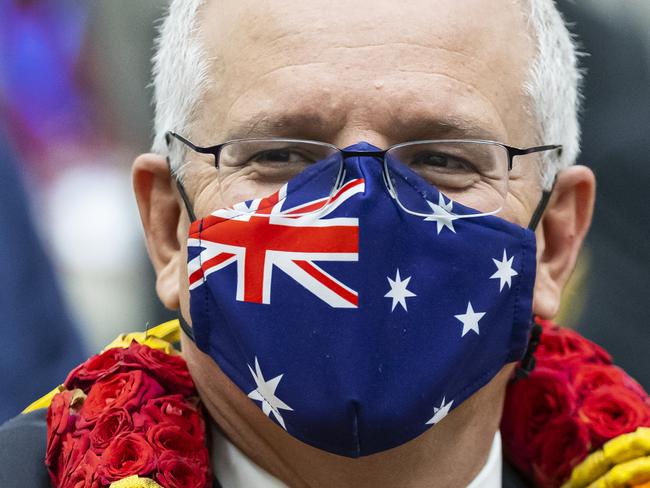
426, 396, 454, 425
385, 269, 417, 312
424, 194, 458, 234
490, 249, 518, 291
454, 302, 486, 337
247, 357, 293, 430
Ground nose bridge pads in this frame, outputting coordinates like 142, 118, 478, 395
380, 161, 397, 199
342, 154, 391, 197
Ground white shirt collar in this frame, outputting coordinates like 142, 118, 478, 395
211, 424, 502, 488
466, 431, 502, 488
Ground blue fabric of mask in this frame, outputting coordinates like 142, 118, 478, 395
185, 142, 537, 457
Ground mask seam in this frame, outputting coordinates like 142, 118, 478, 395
507, 230, 534, 362
197, 219, 206, 287
197, 219, 207, 347
510, 236, 525, 358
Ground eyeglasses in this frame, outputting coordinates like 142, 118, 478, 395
166, 132, 561, 217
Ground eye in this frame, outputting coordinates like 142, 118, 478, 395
408, 152, 468, 171
249, 148, 315, 166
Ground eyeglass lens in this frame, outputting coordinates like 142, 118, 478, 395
191, 139, 510, 216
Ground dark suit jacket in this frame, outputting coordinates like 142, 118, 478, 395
0, 410, 531, 487
0, 130, 86, 424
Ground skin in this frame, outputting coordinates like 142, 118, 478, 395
133, 0, 596, 486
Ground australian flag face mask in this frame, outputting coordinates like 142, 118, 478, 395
180, 142, 538, 457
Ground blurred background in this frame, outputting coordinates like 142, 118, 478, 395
0, 0, 648, 422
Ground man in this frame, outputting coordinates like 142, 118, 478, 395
139, 0, 595, 484
0, 0, 625, 486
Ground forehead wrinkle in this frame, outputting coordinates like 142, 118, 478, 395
224, 106, 347, 141
387, 70, 511, 137
197, 0, 536, 149
394, 116, 505, 142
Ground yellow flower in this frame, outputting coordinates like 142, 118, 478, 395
109, 475, 164, 488
102, 320, 181, 355
563, 428, 650, 488
22, 320, 182, 413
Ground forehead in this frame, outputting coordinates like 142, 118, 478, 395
195, 0, 535, 146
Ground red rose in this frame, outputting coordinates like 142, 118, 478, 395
66, 342, 195, 397
60, 450, 101, 488
97, 432, 157, 483
573, 364, 648, 401
535, 319, 611, 367
146, 423, 205, 459
501, 367, 577, 472
156, 451, 210, 488
578, 385, 650, 446
81, 370, 164, 422
50, 433, 91, 488
89, 407, 134, 451
530, 416, 591, 488
125, 342, 196, 396
65, 347, 126, 391
134, 395, 205, 439
46, 389, 85, 475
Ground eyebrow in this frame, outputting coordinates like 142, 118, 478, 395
222, 111, 505, 145
224, 111, 344, 142
385, 110, 507, 142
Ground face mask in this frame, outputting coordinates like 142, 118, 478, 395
180, 142, 538, 457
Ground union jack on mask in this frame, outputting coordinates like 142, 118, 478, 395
184, 142, 537, 457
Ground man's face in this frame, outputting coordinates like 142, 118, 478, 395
170, 0, 544, 321
158, 0, 565, 334
133, 0, 594, 472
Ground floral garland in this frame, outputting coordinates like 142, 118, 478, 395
501, 318, 650, 487
45, 337, 211, 488
43, 319, 650, 488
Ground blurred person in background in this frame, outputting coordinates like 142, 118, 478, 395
557, 1, 650, 388
0, 126, 85, 423
0, 0, 169, 354
0, 1, 649, 488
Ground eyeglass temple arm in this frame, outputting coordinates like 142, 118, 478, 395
517, 144, 563, 156
507, 144, 563, 170
164, 132, 200, 221
165, 131, 221, 155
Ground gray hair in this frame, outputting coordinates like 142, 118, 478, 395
151, 0, 582, 190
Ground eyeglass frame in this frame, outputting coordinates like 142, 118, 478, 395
165, 131, 562, 227
166, 131, 561, 171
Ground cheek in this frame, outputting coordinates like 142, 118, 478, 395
503, 173, 544, 228
498, 195, 530, 228
194, 178, 230, 216
195, 169, 291, 213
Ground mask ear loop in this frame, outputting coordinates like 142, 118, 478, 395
527, 186, 553, 231
165, 132, 198, 222
178, 312, 195, 342
165, 134, 198, 342
175, 178, 197, 222
166, 163, 198, 343
171, 170, 197, 342
514, 319, 543, 380
515, 174, 558, 380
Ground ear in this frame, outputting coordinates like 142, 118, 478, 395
533, 165, 596, 318
132, 153, 183, 310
